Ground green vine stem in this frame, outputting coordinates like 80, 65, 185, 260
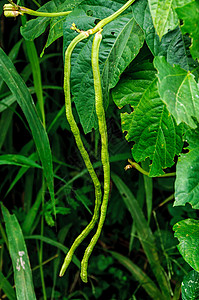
80, 30, 110, 283
59, 31, 102, 277
126, 159, 176, 177
4, 3, 72, 17
88, 0, 136, 34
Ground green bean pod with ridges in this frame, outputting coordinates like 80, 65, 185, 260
80, 30, 110, 283
59, 31, 102, 277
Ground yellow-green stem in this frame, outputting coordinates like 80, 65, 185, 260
127, 159, 176, 177
88, 0, 136, 34
19, 6, 72, 17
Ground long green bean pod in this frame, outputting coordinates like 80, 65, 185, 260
59, 31, 102, 277
80, 31, 110, 283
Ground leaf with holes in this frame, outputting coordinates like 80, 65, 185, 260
175, 0, 199, 60
112, 61, 183, 176
174, 127, 199, 209
148, 0, 194, 40
132, 0, 196, 71
154, 56, 199, 129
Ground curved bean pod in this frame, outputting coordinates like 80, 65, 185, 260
80, 30, 110, 283
59, 31, 102, 277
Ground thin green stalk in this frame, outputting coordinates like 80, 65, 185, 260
88, 0, 136, 34
59, 32, 102, 277
19, 6, 72, 17
127, 159, 176, 177
80, 31, 110, 283
4, 3, 71, 17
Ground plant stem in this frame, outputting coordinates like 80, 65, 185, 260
127, 159, 176, 177
59, 32, 102, 277
80, 30, 110, 283
88, 0, 136, 34
19, 6, 72, 17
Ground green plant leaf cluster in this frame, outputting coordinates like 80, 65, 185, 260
1, 0, 199, 298
21, 0, 83, 55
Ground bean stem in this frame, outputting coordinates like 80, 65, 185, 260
19, 6, 72, 17
59, 32, 102, 277
80, 31, 110, 283
88, 0, 136, 34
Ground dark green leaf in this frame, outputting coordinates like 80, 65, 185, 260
182, 270, 199, 300
1, 204, 36, 300
174, 127, 199, 209
154, 56, 199, 129
173, 218, 199, 272
176, 0, 199, 60
133, 0, 195, 71
112, 62, 183, 176
63, 0, 144, 133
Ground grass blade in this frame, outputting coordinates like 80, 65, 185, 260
0, 48, 55, 214
141, 159, 153, 222
111, 172, 170, 299
24, 40, 45, 125
110, 251, 162, 300
25, 235, 80, 268
1, 204, 36, 300
0, 271, 16, 300
0, 154, 42, 168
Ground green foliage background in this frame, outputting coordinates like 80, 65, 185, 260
0, 0, 199, 299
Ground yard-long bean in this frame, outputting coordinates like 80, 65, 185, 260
59, 31, 102, 277
80, 30, 110, 283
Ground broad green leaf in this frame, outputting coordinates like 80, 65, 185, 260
0, 154, 42, 168
182, 270, 199, 300
132, 0, 196, 71
174, 127, 199, 209
148, 0, 179, 40
0, 48, 55, 213
1, 204, 36, 300
20, 0, 83, 54
0, 271, 16, 300
110, 251, 163, 300
148, 0, 193, 40
112, 62, 183, 176
173, 218, 199, 272
175, 0, 199, 60
111, 172, 170, 298
154, 56, 199, 129
63, 0, 144, 133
